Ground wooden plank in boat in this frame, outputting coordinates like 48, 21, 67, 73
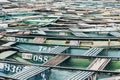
16, 31, 24, 35
11, 66, 48, 80
24, 31, 31, 35
2, 42, 16, 46
0, 46, 10, 50
44, 55, 70, 66
33, 37, 46, 43
0, 51, 17, 59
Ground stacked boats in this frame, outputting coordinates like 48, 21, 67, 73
0, 0, 120, 80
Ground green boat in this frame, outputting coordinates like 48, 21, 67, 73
0, 45, 120, 80
8, 16, 60, 29
0, 47, 51, 80
0, 32, 120, 47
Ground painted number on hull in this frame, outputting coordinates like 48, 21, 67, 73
7, 37, 28, 42
15, 38, 28, 42
38, 46, 58, 52
4, 64, 23, 73
33, 55, 48, 63
39, 46, 52, 52
22, 53, 49, 63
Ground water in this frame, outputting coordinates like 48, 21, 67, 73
99, 50, 120, 57
49, 69, 76, 80
61, 58, 92, 68
105, 61, 120, 70
107, 50, 120, 57
98, 74, 112, 80
65, 48, 87, 55
49, 69, 115, 80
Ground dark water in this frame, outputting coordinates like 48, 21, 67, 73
49, 69, 76, 80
